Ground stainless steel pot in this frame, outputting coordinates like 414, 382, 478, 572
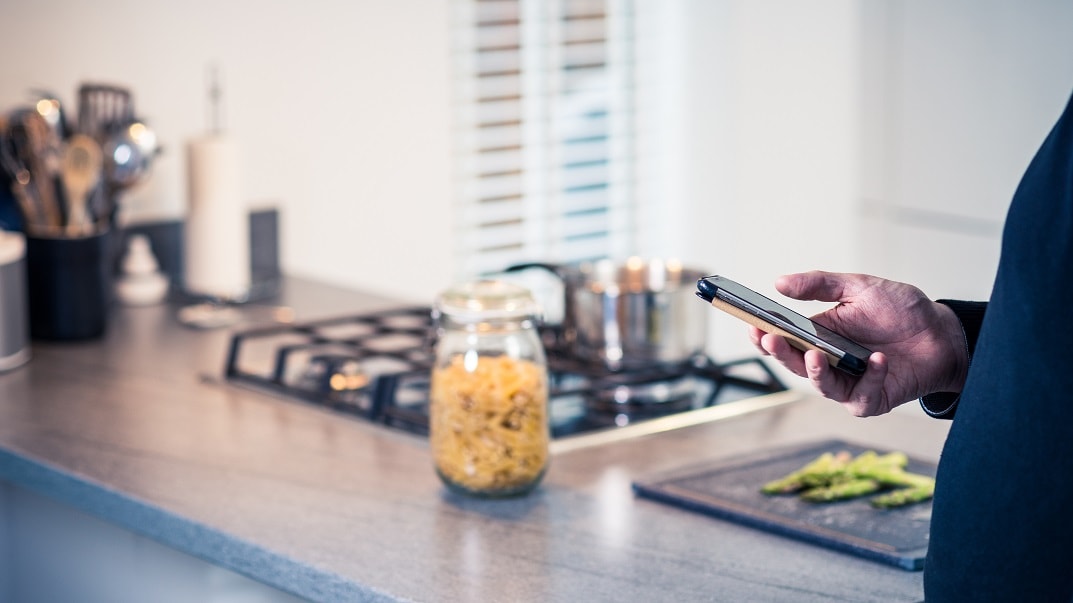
505, 258, 709, 370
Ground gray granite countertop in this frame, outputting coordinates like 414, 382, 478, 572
0, 276, 949, 602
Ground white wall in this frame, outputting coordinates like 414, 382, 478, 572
663, 0, 1073, 362
656, 1, 866, 361
859, 0, 1073, 301
2, 0, 1071, 340
0, 0, 454, 303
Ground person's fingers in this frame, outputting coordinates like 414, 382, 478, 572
747, 326, 768, 355
777, 271, 877, 305
775, 271, 839, 301
760, 333, 808, 377
803, 349, 844, 400
803, 350, 888, 415
775, 344, 892, 418
842, 352, 890, 417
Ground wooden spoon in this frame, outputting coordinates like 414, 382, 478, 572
61, 134, 103, 236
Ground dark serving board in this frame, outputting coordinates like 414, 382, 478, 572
632, 439, 936, 570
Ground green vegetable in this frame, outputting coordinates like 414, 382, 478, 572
870, 483, 935, 509
762, 449, 935, 509
760, 451, 851, 494
846, 450, 908, 473
801, 478, 880, 502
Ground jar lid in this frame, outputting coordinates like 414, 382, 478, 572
435, 280, 541, 323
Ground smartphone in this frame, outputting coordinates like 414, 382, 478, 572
696, 275, 871, 377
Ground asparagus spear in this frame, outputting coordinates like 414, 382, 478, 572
801, 478, 881, 502
861, 466, 934, 489
844, 451, 935, 507
870, 483, 935, 509
761, 448, 935, 509
855, 450, 908, 471
761, 451, 852, 495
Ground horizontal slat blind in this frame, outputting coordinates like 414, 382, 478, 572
453, 0, 635, 277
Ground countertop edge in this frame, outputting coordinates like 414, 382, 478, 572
0, 448, 402, 603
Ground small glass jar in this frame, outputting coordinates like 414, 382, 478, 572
429, 280, 549, 497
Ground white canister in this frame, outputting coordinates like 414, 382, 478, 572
0, 230, 30, 371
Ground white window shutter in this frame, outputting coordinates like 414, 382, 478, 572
453, 0, 636, 278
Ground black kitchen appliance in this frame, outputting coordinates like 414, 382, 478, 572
224, 306, 787, 439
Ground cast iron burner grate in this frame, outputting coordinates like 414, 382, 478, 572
224, 306, 787, 439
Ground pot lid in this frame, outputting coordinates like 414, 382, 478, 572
580, 257, 701, 293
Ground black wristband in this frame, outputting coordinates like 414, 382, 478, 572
921, 391, 961, 418
918, 300, 987, 420
935, 299, 987, 357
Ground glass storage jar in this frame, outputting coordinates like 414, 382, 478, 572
429, 280, 549, 497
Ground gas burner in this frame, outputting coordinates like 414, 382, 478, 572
224, 306, 787, 439
294, 353, 369, 396
586, 379, 698, 417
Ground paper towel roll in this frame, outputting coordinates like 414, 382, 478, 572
183, 134, 250, 300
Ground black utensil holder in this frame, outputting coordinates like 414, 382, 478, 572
26, 228, 114, 340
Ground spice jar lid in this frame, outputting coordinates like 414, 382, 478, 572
435, 279, 541, 323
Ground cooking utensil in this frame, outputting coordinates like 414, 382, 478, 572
77, 83, 133, 141
102, 120, 157, 191
26, 98, 64, 177
30, 90, 70, 140
1, 109, 61, 232
0, 116, 41, 230
60, 134, 103, 235
505, 257, 710, 370
20, 109, 63, 228
96, 120, 160, 227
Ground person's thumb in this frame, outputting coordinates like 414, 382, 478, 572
775, 270, 850, 303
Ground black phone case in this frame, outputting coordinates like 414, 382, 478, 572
696, 276, 868, 377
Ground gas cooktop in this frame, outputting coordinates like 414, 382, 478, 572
224, 306, 788, 440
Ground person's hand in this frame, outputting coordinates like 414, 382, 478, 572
748, 271, 969, 417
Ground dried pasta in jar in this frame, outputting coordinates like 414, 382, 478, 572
430, 354, 549, 496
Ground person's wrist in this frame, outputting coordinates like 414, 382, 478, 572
933, 301, 970, 394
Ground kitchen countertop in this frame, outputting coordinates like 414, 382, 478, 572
0, 276, 950, 602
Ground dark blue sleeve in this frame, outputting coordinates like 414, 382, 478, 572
924, 89, 1073, 600
919, 300, 987, 418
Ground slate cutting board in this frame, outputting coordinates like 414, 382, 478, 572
632, 439, 936, 570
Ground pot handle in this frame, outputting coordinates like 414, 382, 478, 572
502, 262, 566, 278
502, 262, 577, 349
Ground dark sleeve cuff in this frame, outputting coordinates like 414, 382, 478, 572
921, 391, 961, 418
918, 300, 987, 420
936, 299, 987, 354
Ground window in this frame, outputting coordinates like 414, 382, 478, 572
452, 0, 636, 277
